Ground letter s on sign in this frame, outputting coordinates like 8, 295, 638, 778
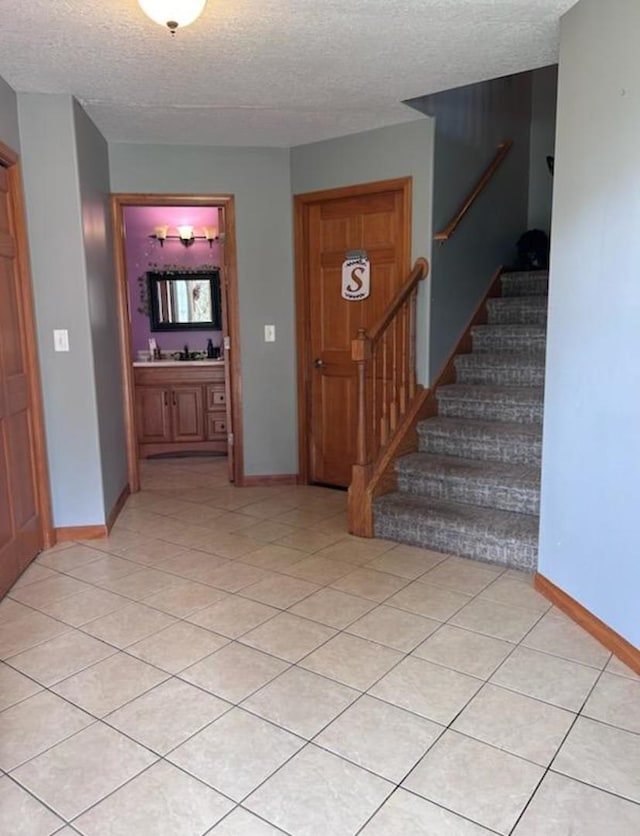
348, 266, 365, 293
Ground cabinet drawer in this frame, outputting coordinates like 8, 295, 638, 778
206, 386, 226, 410
206, 414, 227, 439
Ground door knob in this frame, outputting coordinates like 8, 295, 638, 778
313, 358, 325, 368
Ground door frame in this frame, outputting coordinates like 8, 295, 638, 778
293, 177, 412, 485
0, 140, 55, 550
111, 193, 244, 490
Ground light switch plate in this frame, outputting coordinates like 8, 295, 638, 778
53, 329, 70, 352
264, 325, 276, 343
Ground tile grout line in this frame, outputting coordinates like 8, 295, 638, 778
505, 658, 614, 834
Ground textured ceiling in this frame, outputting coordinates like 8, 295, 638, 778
0, 0, 575, 147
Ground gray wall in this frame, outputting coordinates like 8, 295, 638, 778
409, 75, 532, 380
528, 65, 558, 233
109, 144, 297, 476
0, 74, 20, 152
290, 119, 435, 383
74, 101, 128, 518
539, 0, 640, 647
18, 94, 106, 526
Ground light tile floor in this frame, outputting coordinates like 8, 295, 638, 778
0, 457, 639, 835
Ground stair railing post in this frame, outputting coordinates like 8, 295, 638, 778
352, 327, 372, 466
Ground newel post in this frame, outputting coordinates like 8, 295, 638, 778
348, 328, 374, 537
352, 328, 371, 467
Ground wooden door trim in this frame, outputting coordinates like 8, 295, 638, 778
111, 193, 244, 490
293, 177, 413, 485
0, 139, 55, 550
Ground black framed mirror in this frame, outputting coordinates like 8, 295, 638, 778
148, 270, 222, 332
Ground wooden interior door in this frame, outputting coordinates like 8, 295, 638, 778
0, 157, 47, 595
298, 179, 411, 487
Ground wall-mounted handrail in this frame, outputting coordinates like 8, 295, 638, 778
433, 140, 513, 242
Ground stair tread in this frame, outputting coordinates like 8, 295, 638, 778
500, 274, 549, 299
471, 324, 547, 335
501, 270, 549, 280
437, 384, 544, 404
417, 416, 542, 441
397, 452, 540, 488
488, 296, 548, 308
456, 351, 545, 364
374, 493, 539, 540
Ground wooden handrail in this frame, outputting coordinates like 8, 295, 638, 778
368, 257, 429, 343
434, 140, 513, 242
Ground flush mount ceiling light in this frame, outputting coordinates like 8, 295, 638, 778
137, 0, 207, 35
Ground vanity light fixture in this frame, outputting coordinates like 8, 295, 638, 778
149, 225, 219, 248
154, 225, 169, 243
177, 224, 195, 244
137, 0, 207, 35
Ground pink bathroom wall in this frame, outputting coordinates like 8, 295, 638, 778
123, 205, 224, 354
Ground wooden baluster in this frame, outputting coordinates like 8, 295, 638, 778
390, 318, 398, 433
409, 288, 417, 399
371, 344, 378, 461
380, 330, 389, 447
352, 328, 371, 467
400, 300, 408, 416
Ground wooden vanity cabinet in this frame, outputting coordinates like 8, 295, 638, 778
134, 364, 227, 457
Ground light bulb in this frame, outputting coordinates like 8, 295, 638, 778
137, 1, 207, 33
177, 225, 195, 241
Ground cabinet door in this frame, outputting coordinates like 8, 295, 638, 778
172, 386, 205, 441
136, 387, 171, 443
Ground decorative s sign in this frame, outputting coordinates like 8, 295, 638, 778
341, 251, 370, 301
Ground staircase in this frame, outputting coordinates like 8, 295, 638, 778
373, 269, 548, 572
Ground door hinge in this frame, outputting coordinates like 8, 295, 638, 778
227, 432, 235, 446
223, 336, 231, 351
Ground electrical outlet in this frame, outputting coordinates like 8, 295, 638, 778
53, 329, 70, 352
264, 325, 276, 343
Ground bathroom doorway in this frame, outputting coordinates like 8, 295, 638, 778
112, 194, 243, 491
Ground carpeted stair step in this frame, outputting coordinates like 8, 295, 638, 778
501, 271, 549, 297
396, 452, 541, 514
455, 352, 545, 386
437, 384, 543, 424
373, 493, 538, 571
487, 296, 548, 325
417, 417, 542, 465
471, 324, 547, 354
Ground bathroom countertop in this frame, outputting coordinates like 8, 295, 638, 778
133, 360, 225, 367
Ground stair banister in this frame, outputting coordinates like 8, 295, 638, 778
434, 140, 513, 242
349, 257, 429, 533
